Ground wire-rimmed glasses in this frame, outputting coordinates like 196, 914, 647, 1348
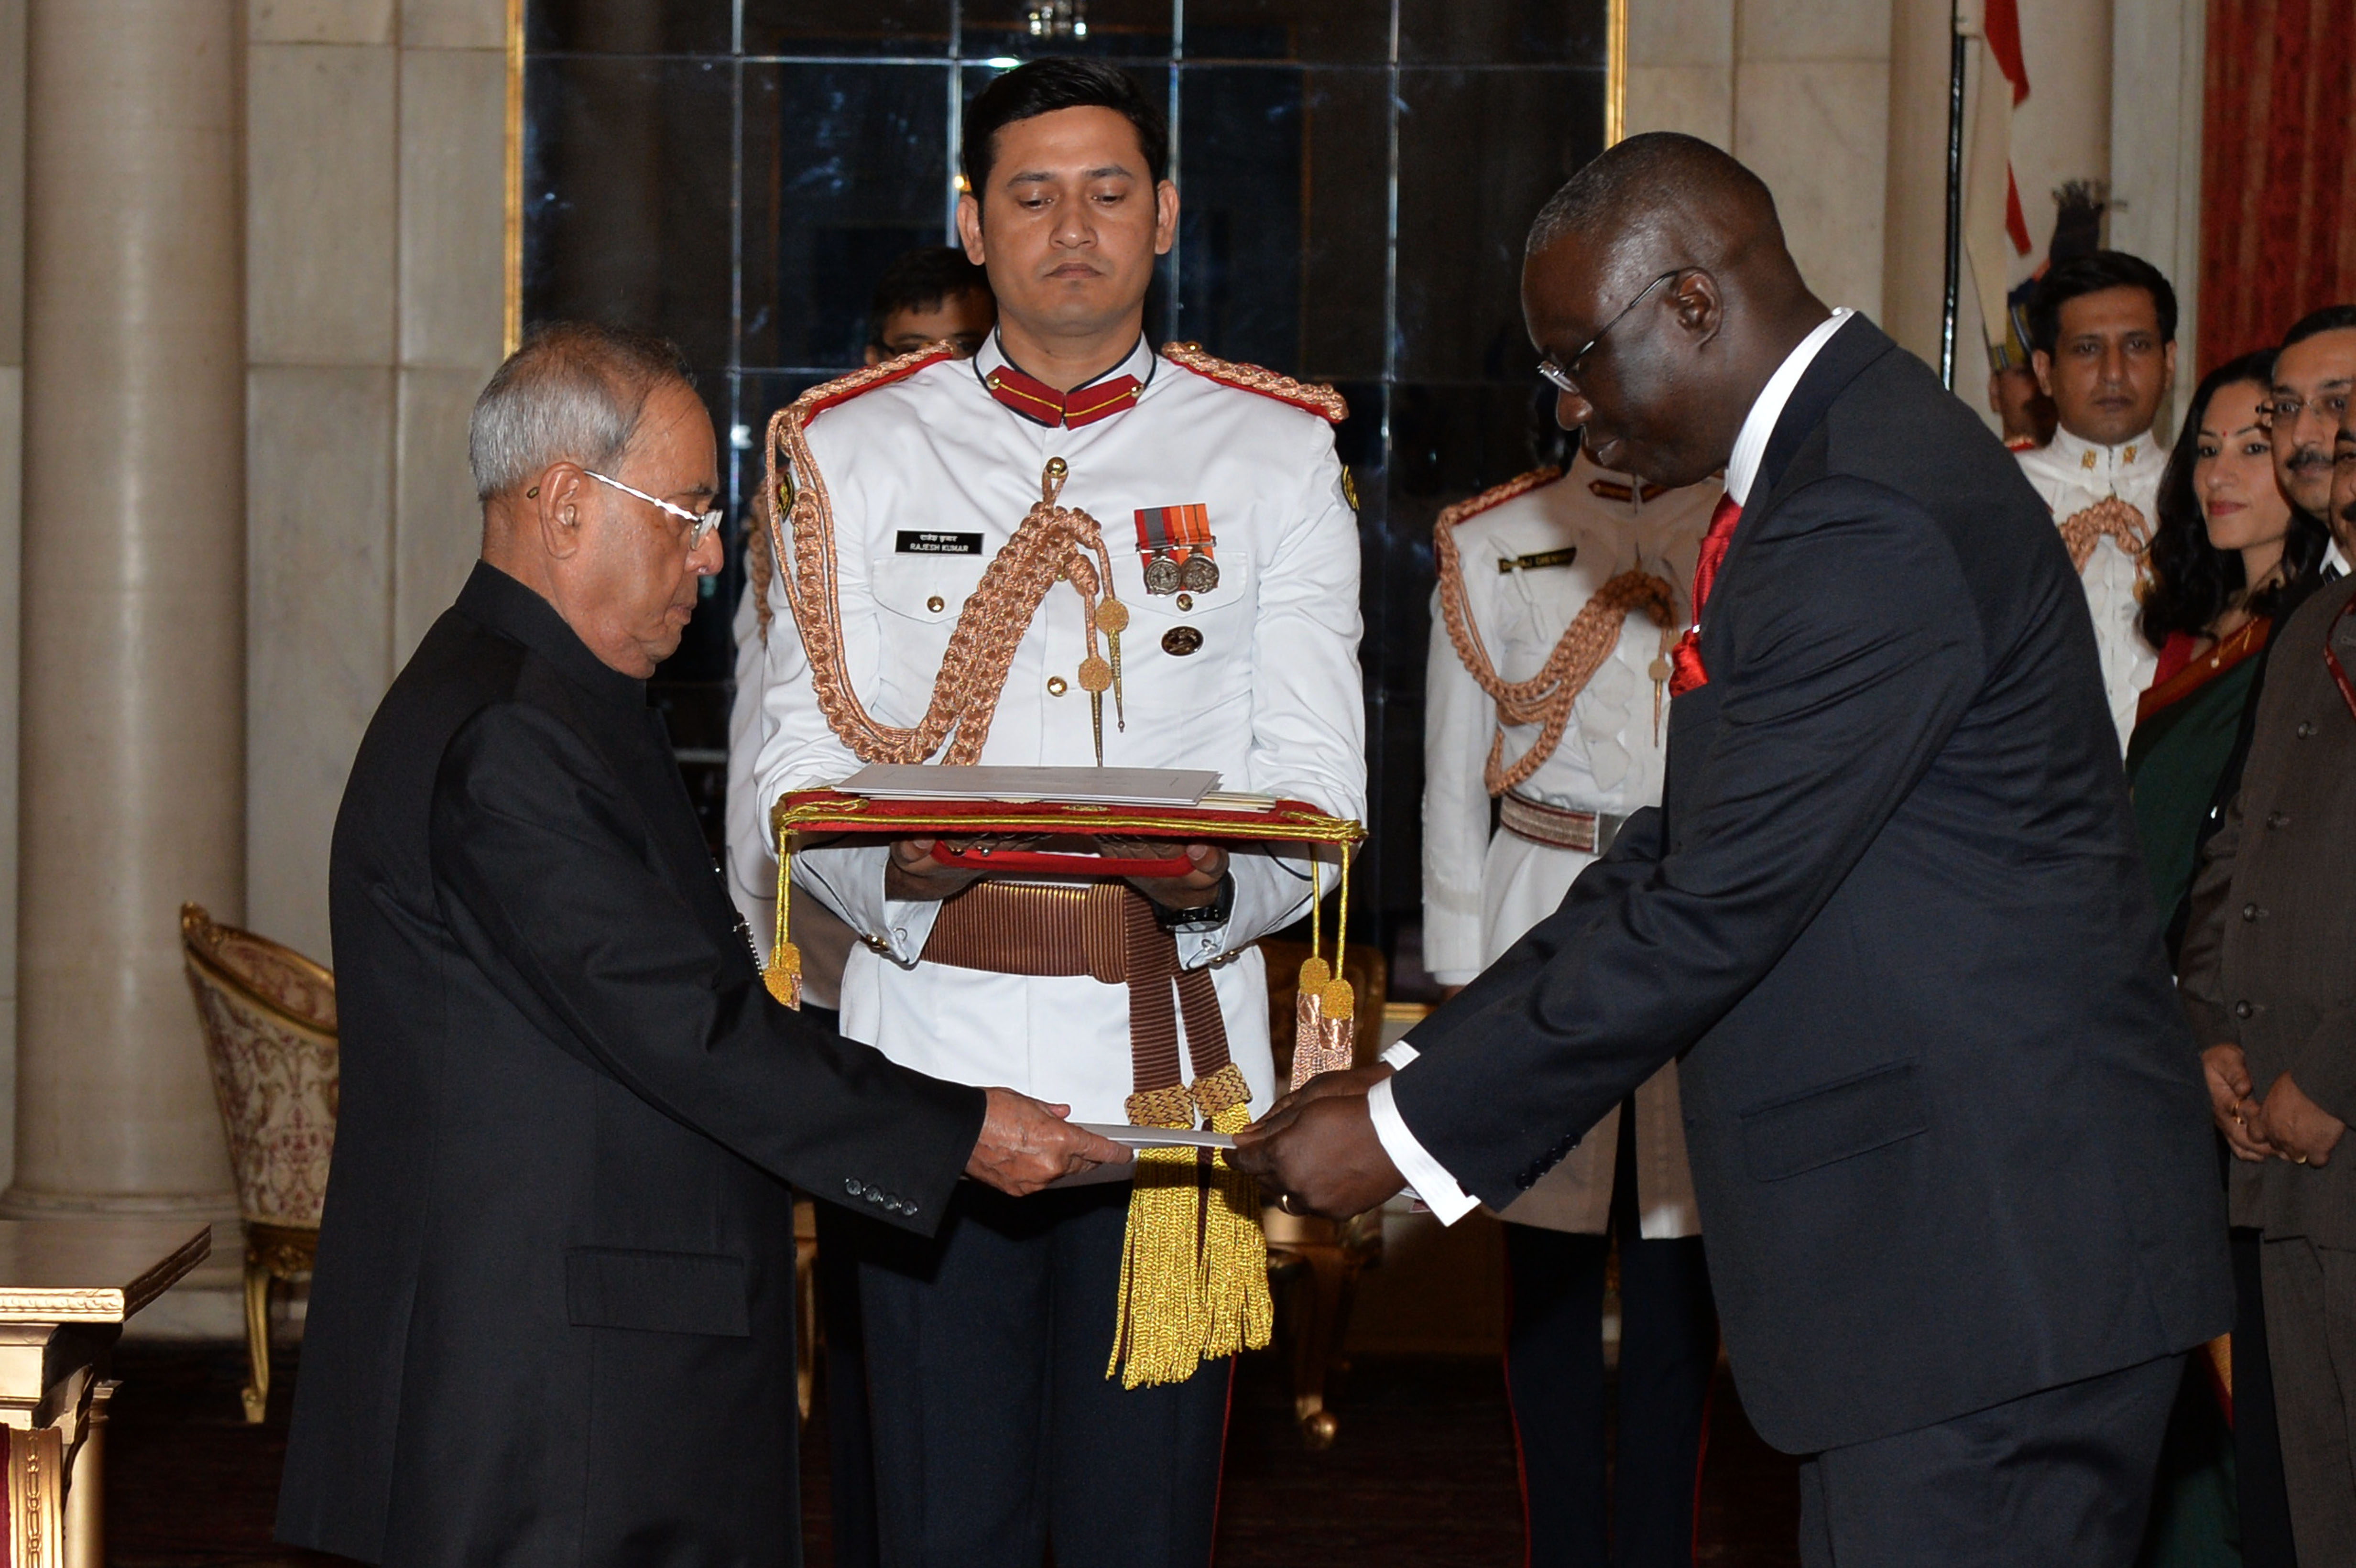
583, 468, 724, 552
1538, 269, 1685, 395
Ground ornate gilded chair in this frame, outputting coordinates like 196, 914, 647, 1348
179, 904, 338, 1424
1258, 937, 1388, 1449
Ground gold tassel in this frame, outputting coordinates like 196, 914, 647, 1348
1290, 854, 1353, 1086
764, 819, 803, 1009
1108, 1085, 1209, 1390
1192, 1064, 1273, 1363
1290, 860, 1334, 1089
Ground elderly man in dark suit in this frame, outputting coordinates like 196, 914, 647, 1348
275, 322, 1122, 1567
1237, 133, 2230, 1564
2181, 406, 2356, 1563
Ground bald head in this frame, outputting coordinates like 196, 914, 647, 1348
1520, 134, 1826, 487
1528, 133, 1790, 287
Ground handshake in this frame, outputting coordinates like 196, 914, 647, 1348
966, 1062, 1410, 1211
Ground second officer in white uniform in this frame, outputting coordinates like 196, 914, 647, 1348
754, 61, 1363, 1568
2017, 251, 2179, 751
1423, 428, 1719, 1568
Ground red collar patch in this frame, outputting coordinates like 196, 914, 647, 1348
985, 365, 1142, 429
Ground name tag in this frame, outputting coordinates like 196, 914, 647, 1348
896, 531, 983, 556
1498, 546, 1578, 574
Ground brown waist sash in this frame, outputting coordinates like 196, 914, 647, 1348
919, 880, 1236, 1121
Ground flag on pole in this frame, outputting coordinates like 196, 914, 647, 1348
1963, 0, 2032, 346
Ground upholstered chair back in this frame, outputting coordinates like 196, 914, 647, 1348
179, 904, 339, 1231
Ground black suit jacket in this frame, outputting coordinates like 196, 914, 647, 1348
277, 564, 984, 1566
1394, 317, 2230, 1454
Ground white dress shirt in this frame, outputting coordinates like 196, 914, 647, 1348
2014, 427, 2166, 751
1374, 308, 1855, 1225
753, 332, 1366, 1125
1420, 450, 1717, 1235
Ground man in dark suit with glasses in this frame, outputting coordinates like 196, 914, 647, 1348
1241, 133, 2231, 1566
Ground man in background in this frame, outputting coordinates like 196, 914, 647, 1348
725, 247, 998, 1568
2179, 394, 2356, 1566
1990, 357, 2057, 448
1422, 424, 1719, 1565
2017, 250, 2178, 751
864, 244, 995, 363
730, 246, 999, 1013
2268, 305, 2356, 576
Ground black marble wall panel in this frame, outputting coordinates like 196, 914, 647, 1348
523, 0, 1608, 950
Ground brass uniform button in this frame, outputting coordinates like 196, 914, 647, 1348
1162, 626, 1204, 657
927, 595, 945, 613
1047, 675, 1068, 696
1176, 593, 1193, 610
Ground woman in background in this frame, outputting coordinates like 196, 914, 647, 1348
2130, 352, 2329, 952
2128, 349, 2329, 1568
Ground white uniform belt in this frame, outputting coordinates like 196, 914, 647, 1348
1499, 791, 1627, 855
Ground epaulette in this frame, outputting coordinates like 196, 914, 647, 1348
1434, 467, 1565, 541
1160, 341, 1348, 423
792, 343, 956, 422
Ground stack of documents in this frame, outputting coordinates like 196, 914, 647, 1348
837, 764, 1274, 810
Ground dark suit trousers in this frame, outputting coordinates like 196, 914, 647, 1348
2262, 1234, 2356, 1562
854, 1181, 1231, 1568
800, 1004, 884, 1568
1505, 1100, 1718, 1568
1797, 1353, 2183, 1567
2230, 1226, 2299, 1567
813, 1198, 881, 1568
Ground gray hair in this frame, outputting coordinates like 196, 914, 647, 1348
468, 322, 694, 501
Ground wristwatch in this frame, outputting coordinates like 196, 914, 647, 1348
1150, 872, 1234, 933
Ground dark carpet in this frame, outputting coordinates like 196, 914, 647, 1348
104, 1342, 1798, 1566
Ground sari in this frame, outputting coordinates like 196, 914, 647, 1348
2126, 617, 2272, 1568
2127, 616, 2272, 938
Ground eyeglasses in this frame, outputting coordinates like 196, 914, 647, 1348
583, 469, 724, 552
2263, 392, 2351, 425
1538, 269, 1684, 395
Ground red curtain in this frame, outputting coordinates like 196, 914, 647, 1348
2198, 0, 2356, 374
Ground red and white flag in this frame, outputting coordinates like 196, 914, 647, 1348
1963, 0, 2032, 341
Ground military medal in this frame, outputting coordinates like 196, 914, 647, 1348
1135, 503, 1216, 597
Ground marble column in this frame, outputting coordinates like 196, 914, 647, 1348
1882, 0, 1958, 370
7, 0, 243, 1218
2109, 0, 2205, 426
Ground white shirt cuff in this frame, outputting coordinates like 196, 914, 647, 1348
1366, 1070, 1479, 1225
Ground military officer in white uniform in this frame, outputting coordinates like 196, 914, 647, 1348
2017, 250, 2180, 751
754, 61, 1363, 1568
1422, 436, 1719, 1567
